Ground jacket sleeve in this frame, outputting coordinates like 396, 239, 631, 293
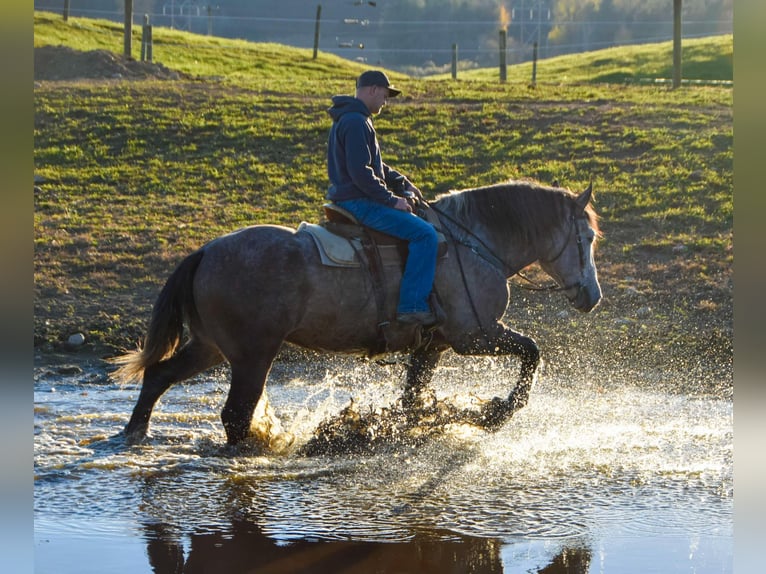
341, 115, 399, 206
383, 163, 412, 193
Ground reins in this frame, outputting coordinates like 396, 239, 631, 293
425, 200, 577, 293
417, 193, 588, 348
427, 202, 515, 276
425, 200, 494, 344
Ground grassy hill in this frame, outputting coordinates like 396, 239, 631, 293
33, 11, 391, 91
33, 12, 732, 384
431, 34, 733, 85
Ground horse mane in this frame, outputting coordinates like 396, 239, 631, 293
434, 179, 600, 244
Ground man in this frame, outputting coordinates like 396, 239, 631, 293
326, 70, 438, 327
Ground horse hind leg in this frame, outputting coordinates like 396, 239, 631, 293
124, 338, 223, 444
221, 342, 282, 446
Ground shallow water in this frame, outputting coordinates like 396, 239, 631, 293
34, 352, 732, 573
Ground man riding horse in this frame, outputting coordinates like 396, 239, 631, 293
326, 70, 439, 327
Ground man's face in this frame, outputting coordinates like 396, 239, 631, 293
363, 85, 390, 115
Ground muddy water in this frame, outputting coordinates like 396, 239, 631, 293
34, 352, 732, 573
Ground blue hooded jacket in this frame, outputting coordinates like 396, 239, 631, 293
326, 95, 409, 207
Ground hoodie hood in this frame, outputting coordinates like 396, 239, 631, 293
327, 95, 370, 122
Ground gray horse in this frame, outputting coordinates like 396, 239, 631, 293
113, 180, 602, 446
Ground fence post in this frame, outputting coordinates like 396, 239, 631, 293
451, 44, 458, 79
146, 24, 153, 63
63, 0, 70, 21
124, 0, 133, 59
207, 5, 213, 36
672, 0, 682, 89
313, 5, 322, 59
531, 42, 538, 86
141, 14, 147, 61
141, 15, 153, 63
499, 29, 507, 83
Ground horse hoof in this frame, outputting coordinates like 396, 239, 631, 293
123, 425, 149, 445
478, 397, 513, 430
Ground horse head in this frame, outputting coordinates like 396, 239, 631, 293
538, 182, 602, 313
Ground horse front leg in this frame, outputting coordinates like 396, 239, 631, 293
501, 328, 540, 413
401, 346, 445, 415
222, 361, 269, 446
222, 339, 283, 446
457, 326, 540, 430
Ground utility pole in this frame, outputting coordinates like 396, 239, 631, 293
512, 0, 551, 61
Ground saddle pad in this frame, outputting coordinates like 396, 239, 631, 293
298, 222, 360, 268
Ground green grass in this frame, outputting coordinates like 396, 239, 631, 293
34, 11, 398, 92
431, 34, 733, 85
34, 11, 732, 377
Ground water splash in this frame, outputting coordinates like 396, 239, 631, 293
34, 353, 732, 553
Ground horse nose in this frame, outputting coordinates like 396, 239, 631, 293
573, 282, 602, 313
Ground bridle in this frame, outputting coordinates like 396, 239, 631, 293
423, 199, 591, 346
428, 202, 590, 294
528, 212, 590, 293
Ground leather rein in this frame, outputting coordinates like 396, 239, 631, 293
426, 201, 588, 293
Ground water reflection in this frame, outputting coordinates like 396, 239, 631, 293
135, 456, 593, 574
142, 518, 591, 574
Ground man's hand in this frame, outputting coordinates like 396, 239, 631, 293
405, 184, 424, 201
393, 197, 412, 212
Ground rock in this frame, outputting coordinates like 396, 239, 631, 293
67, 333, 86, 347
636, 306, 652, 317
57, 365, 83, 375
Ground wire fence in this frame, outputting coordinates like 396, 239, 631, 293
34, 3, 732, 70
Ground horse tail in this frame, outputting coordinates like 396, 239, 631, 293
111, 249, 205, 384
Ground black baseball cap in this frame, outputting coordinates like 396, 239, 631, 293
356, 70, 402, 97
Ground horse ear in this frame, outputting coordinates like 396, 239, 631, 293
575, 182, 593, 211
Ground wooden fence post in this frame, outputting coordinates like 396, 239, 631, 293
499, 29, 507, 83
145, 25, 153, 63
451, 44, 458, 79
313, 5, 322, 60
531, 42, 538, 86
141, 14, 153, 63
124, 0, 133, 59
63, 0, 70, 21
673, 0, 682, 89
141, 14, 147, 61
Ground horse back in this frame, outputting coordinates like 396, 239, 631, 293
191, 224, 391, 354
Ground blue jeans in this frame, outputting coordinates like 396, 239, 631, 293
336, 198, 438, 314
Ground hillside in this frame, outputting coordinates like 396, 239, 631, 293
33, 12, 732, 389
33, 11, 386, 89
431, 34, 733, 84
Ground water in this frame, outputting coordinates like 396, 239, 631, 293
34, 352, 732, 573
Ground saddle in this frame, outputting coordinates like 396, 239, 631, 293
297, 202, 448, 355
297, 203, 447, 268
